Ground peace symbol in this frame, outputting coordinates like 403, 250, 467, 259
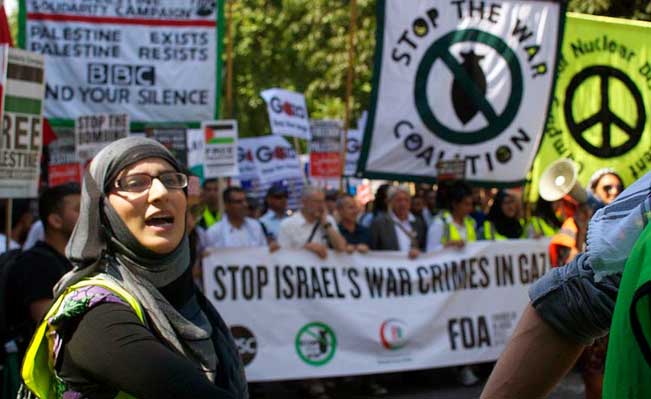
564, 65, 646, 158
414, 29, 523, 145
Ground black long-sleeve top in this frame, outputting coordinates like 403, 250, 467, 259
55, 268, 245, 399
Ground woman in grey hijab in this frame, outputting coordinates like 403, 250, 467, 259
20, 137, 247, 399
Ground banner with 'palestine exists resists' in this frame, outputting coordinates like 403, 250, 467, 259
358, 0, 564, 185
20, 0, 220, 124
530, 14, 651, 196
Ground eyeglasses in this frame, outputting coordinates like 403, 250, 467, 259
602, 184, 623, 193
115, 172, 188, 193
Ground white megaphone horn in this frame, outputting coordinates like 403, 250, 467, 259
538, 159, 588, 203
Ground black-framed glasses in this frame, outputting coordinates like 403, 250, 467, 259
115, 172, 188, 193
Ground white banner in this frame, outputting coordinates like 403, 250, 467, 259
203, 239, 550, 381
186, 128, 204, 178
0, 47, 45, 198
358, 0, 562, 184
261, 88, 311, 139
238, 135, 302, 183
345, 112, 367, 176
202, 120, 238, 178
344, 129, 362, 176
24, 1, 218, 123
75, 113, 129, 170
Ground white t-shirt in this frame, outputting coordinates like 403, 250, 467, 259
204, 216, 267, 248
23, 220, 44, 250
426, 214, 468, 252
278, 212, 337, 249
0, 233, 20, 255
389, 211, 416, 251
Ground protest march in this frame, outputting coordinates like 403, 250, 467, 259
1, 1, 650, 399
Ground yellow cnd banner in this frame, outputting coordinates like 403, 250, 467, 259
530, 13, 651, 199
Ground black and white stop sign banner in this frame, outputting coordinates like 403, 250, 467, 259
358, 0, 564, 185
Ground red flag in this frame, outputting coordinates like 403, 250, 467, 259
42, 118, 56, 146
0, 6, 57, 145
0, 5, 13, 46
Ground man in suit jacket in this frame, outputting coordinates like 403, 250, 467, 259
370, 185, 427, 258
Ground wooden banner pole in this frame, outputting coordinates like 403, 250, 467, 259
340, 0, 357, 192
225, 0, 234, 118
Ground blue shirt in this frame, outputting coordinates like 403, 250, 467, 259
259, 210, 287, 240
337, 223, 370, 246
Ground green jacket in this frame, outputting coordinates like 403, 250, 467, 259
603, 223, 651, 398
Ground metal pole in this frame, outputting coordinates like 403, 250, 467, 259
340, 0, 357, 192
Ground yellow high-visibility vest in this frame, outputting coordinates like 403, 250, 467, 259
527, 216, 557, 237
440, 211, 477, 244
21, 275, 143, 399
202, 209, 221, 228
482, 220, 507, 240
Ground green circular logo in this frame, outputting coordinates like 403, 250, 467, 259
415, 29, 523, 145
295, 321, 337, 367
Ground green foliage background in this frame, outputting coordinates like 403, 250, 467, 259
225, 0, 376, 137
8, 1, 651, 139
224, 0, 651, 138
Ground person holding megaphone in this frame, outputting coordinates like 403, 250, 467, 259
537, 160, 622, 267
481, 160, 632, 399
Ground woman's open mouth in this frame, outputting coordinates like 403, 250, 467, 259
145, 213, 175, 231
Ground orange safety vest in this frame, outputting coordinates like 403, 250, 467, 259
549, 217, 578, 267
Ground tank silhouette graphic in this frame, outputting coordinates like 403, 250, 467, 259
451, 50, 487, 125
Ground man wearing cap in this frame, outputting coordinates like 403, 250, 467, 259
260, 184, 290, 241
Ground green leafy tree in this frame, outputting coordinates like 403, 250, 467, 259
225, 0, 376, 137
568, 0, 651, 20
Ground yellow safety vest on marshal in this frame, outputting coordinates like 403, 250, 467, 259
481, 220, 507, 241
527, 216, 557, 237
440, 211, 477, 244
482, 219, 533, 240
202, 208, 221, 229
21, 275, 144, 399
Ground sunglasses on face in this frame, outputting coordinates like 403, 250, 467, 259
115, 172, 188, 193
602, 184, 623, 193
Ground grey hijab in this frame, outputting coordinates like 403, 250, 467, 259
55, 136, 218, 381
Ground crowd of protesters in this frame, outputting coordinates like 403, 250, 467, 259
0, 166, 626, 398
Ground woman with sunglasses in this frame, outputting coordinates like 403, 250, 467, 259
20, 137, 247, 399
589, 168, 624, 207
